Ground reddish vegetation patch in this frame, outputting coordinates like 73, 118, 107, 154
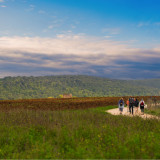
0, 96, 160, 111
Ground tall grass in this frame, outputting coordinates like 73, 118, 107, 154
146, 98, 160, 117
0, 106, 160, 159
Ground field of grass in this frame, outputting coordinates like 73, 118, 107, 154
145, 98, 160, 117
145, 108, 160, 117
0, 104, 160, 159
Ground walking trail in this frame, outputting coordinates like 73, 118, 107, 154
106, 107, 159, 120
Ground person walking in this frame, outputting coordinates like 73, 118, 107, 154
139, 99, 145, 115
118, 98, 124, 114
134, 98, 139, 114
126, 99, 129, 112
129, 97, 134, 115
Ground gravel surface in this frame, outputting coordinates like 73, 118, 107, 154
106, 107, 159, 120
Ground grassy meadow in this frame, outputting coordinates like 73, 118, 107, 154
145, 108, 160, 117
0, 105, 160, 159
145, 100, 160, 117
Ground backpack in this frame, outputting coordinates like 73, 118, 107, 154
140, 101, 144, 106
120, 100, 123, 106
135, 100, 139, 106
129, 98, 134, 104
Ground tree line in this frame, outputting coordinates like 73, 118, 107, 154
0, 75, 160, 100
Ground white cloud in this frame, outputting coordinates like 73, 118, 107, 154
137, 21, 160, 28
38, 10, 46, 14
137, 21, 151, 27
102, 28, 120, 35
0, 0, 4, 2
25, 4, 35, 11
104, 36, 112, 39
154, 22, 160, 26
71, 25, 76, 29
48, 25, 53, 29
0, 5, 6, 7
0, 34, 160, 78
0, 35, 159, 63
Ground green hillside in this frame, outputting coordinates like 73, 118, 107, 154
0, 75, 160, 100
130, 79, 160, 89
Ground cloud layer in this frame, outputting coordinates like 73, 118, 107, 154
0, 35, 160, 79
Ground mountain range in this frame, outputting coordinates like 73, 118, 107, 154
0, 75, 160, 100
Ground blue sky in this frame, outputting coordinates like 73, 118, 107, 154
0, 0, 160, 79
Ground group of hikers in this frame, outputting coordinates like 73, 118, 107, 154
118, 97, 145, 115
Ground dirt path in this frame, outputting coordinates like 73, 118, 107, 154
106, 107, 159, 120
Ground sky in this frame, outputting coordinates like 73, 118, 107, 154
0, 0, 160, 79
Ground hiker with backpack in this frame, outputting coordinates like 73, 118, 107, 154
139, 99, 145, 115
118, 98, 124, 114
129, 97, 134, 115
134, 98, 139, 114
126, 99, 129, 112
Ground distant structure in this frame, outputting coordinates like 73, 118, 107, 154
63, 94, 72, 98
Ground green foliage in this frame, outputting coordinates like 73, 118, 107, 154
0, 75, 160, 100
0, 106, 160, 159
58, 95, 63, 98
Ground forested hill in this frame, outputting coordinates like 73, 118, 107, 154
0, 75, 160, 100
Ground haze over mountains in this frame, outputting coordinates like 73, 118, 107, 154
0, 75, 160, 100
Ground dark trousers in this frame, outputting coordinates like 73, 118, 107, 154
129, 104, 134, 115
141, 108, 144, 113
140, 106, 144, 113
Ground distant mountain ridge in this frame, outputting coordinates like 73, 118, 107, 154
0, 75, 160, 100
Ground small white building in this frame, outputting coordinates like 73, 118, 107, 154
63, 94, 72, 98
